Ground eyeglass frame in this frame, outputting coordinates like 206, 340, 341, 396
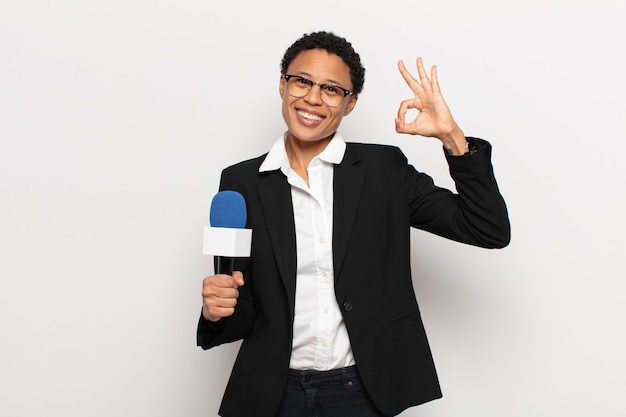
283, 74, 355, 105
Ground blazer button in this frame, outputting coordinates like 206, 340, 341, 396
343, 301, 353, 312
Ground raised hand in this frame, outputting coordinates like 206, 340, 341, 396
395, 58, 467, 155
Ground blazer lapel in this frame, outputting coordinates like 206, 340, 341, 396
257, 170, 298, 312
333, 145, 365, 281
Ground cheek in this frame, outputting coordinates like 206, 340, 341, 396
281, 96, 295, 123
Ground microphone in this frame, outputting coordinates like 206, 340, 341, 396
202, 191, 252, 274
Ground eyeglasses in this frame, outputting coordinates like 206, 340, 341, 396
283, 74, 355, 106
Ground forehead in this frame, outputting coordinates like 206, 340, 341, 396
286, 49, 352, 87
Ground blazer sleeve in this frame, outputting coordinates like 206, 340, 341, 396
401, 137, 510, 248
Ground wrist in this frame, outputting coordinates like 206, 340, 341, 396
441, 126, 467, 156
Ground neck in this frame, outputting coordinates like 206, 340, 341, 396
284, 133, 333, 184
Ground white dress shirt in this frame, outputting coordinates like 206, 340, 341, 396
259, 133, 355, 371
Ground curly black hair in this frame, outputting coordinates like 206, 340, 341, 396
280, 31, 366, 95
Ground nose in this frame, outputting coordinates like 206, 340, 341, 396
303, 83, 323, 105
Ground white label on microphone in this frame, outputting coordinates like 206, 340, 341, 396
202, 226, 252, 257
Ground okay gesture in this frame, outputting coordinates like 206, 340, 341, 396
395, 57, 468, 155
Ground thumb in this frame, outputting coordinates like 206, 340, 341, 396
394, 117, 403, 132
232, 271, 245, 287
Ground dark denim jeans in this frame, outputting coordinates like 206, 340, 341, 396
276, 365, 386, 417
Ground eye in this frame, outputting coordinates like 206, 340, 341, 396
297, 77, 313, 86
323, 85, 340, 95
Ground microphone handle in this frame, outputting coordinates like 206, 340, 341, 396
215, 256, 236, 275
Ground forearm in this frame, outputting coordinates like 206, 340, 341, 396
405, 137, 510, 248
443, 138, 510, 248
439, 125, 468, 156
197, 298, 255, 349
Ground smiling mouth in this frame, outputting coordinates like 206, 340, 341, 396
297, 110, 323, 122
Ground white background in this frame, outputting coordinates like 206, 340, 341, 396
1, 1, 624, 416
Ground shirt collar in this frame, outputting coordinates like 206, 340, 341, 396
259, 132, 347, 174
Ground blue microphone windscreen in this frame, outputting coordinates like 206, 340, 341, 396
209, 191, 247, 228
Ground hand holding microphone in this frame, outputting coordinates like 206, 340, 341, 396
202, 271, 244, 322
201, 191, 252, 322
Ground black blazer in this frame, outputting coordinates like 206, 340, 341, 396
198, 138, 510, 417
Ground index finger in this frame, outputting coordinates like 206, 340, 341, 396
205, 274, 240, 289
397, 59, 421, 92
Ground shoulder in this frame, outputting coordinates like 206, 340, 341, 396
343, 142, 407, 165
222, 153, 268, 175
345, 142, 399, 153
218, 154, 269, 193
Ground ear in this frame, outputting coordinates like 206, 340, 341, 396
343, 94, 358, 116
279, 75, 286, 97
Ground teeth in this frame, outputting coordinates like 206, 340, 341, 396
298, 110, 322, 121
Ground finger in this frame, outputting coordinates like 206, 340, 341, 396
396, 96, 420, 121
396, 99, 408, 121
205, 305, 236, 321
203, 291, 238, 313
415, 57, 432, 91
398, 97, 419, 115
397, 59, 422, 93
395, 99, 406, 133
203, 283, 239, 297
397, 60, 412, 82
210, 294, 239, 308
430, 65, 441, 94
395, 117, 409, 133
202, 290, 237, 320
206, 289, 239, 310
395, 107, 415, 134
204, 274, 239, 289
202, 276, 240, 298
395, 116, 416, 135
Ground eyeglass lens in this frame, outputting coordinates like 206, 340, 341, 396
286, 76, 347, 106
